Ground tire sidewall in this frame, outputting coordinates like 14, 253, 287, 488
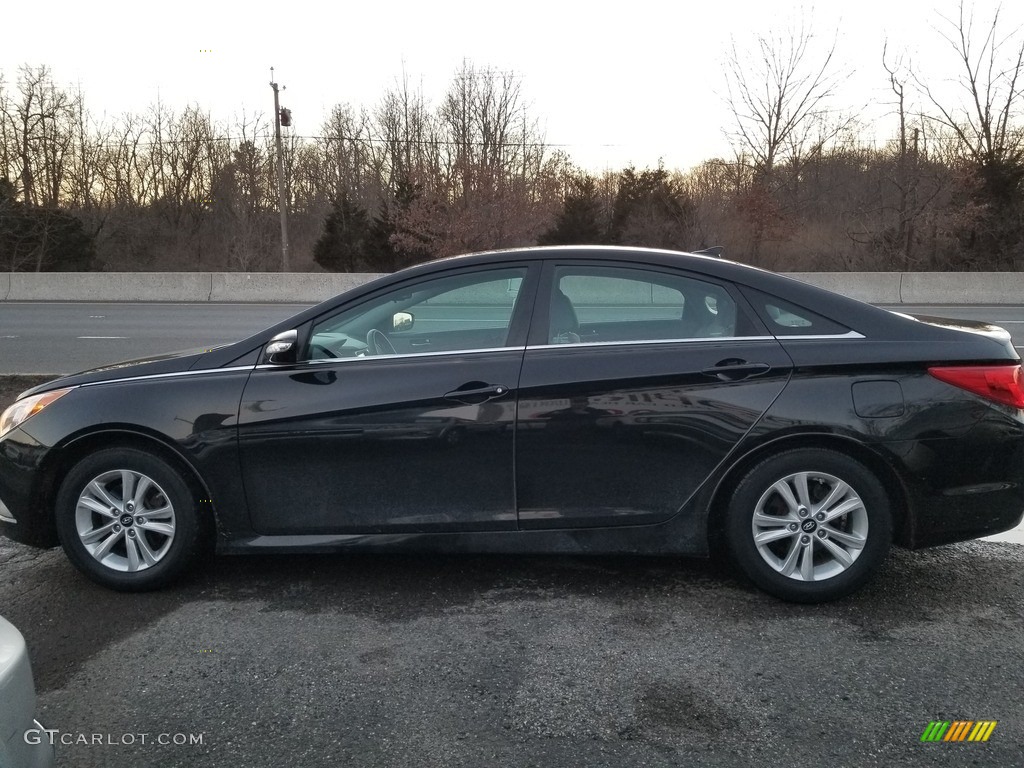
55, 447, 200, 591
726, 448, 892, 603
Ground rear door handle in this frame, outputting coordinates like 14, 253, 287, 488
444, 383, 510, 404
701, 361, 771, 382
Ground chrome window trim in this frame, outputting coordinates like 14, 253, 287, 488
255, 345, 527, 369
772, 331, 865, 341
79, 365, 257, 388
526, 331, 864, 351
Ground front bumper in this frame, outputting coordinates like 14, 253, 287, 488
0, 427, 58, 549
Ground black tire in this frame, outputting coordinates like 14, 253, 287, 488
55, 447, 203, 591
725, 448, 891, 603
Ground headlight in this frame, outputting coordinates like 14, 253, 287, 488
0, 388, 73, 439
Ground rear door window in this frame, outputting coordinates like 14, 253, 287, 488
545, 265, 753, 344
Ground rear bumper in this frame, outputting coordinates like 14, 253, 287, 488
902, 498, 1024, 549
887, 414, 1024, 549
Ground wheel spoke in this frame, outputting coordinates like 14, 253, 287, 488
799, 540, 815, 581
133, 475, 153, 509
814, 480, 849, 515
87, 480, 121, 511
79, 495, 117, 518
81, 520, 119, 545
770, 479, 800, 514
92, 528, 124, 559
819, 536, 855, 569
755, 527, 798, 545
793, 472, 812, 508
754, 510, 797, 527
133, 533, 160, 566
822, 526, 866, 550
120, 471, 137, 506
779, 539, 801, 576
137, 521, 174, 537
144, 504, 173, 520
822, 497, 864, 523
125, 535, 142, 571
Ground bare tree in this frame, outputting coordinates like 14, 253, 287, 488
723, 19, 848, 264
724, 20, 846, 180
0, 66, 77, 207
914, 2, 1024, 266
920, 3, 1024, 180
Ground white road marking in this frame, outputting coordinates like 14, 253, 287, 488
77, 336, 128, 339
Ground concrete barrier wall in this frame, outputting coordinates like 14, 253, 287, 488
209, 273, 387, 303
2, 271, 1023, 304
786, 273, 904, 304
899, 272, 1024, 305
8, 273, 215, 303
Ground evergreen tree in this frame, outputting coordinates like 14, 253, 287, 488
313, 194, 373, 271
538, 175, 605, 245
608, 165, 695, 249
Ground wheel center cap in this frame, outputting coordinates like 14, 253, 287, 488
119, 514, 134, 527
801, 519, 817, 533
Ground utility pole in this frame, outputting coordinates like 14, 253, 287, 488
270, 68, 290, 272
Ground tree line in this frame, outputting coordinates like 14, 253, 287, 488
1, 5, 1022, 273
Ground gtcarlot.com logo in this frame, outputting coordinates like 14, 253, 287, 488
920, 720, 997, 743
24, 728, 205, 746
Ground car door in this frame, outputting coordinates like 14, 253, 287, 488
515, 261, 793, 529
237, 264, 537, 535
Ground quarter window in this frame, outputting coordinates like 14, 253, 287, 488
744, 289, 851, 336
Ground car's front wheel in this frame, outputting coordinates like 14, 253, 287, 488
55, 447, 202, 591
725, 448, 891, 603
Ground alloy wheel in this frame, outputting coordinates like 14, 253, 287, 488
750, 470, 869, 582
74, 469, 177, 572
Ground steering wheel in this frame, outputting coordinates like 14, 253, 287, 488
366, 328, 397, 356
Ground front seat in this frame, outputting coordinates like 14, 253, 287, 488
549, 289, 581, 344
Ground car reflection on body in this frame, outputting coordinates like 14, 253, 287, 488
2, 246, 1024, 603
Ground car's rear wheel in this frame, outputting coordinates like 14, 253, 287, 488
725, 448, 891, 603
55, 447, 202, 591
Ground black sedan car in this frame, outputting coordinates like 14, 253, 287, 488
2, 246, 1023, 602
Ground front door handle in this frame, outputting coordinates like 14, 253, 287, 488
701, 361, 771, 382
444, 382, 510, 404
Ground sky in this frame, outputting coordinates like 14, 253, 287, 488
2, 1, 1022, 173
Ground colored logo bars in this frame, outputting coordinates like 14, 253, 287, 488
920, 721, 997, 743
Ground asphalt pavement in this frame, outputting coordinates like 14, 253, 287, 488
2, 535, 1023, 768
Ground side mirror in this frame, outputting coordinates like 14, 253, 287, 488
392, 311, 414, 332
264, 329, 298, 364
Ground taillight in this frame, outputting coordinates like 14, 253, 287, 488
928, 364, 1024, 408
